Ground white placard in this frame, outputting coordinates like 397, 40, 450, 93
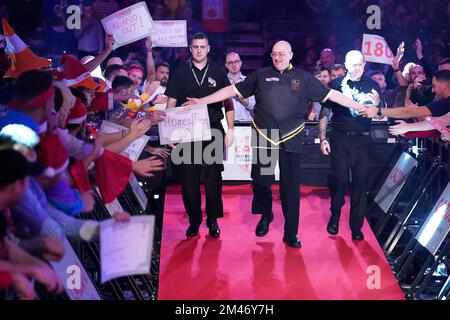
374, 152, 417, 213
158, 104, 211, 145
100, 120, 150, 161
150, 20, 187, 47
129, 173, 148, 210
100, 215, 154, 284
416, 182, 450, 255
50, 238, 101, 300
362, 34, 395, 65
101, 2, 153, 50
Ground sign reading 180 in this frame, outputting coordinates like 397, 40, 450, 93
363, 40, 393, 59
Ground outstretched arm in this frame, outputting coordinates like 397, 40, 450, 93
328, 89, 378, 112
183, 85, 237, 106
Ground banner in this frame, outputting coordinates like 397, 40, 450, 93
416, 181, 450, 255
102, 2, 153, 50
374, 152, 417, 213
202, 0, 228, 32
158, 104, 211, 144
362, 34, 394, 65
151, 20, 188, 47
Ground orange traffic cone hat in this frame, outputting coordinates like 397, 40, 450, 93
2, 19, 52, 78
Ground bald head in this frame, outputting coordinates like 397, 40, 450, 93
225, 52, 242, 75
271, 41, 293, 71
345, 50, 365, 81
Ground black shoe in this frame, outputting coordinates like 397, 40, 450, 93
206, 218, 220, 238
255, 212, 274, 237
283, 235, 302, 248
327, 216, 339, 235
186, 225, 199, 237
352, 231, 364, 241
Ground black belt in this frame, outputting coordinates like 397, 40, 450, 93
335, 130, 370, 136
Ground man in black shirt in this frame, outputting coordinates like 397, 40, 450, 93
319, 50, 383, 241
184, 41, 378, 248
165, 33, 234, 238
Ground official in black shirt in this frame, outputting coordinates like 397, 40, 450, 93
184, 41, 378, 248
165, 32, 234, 238
319, 50, 383, 241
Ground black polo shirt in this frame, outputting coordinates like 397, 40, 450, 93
427, 96, 450, 116
165, 61, 231, 124
234, 65, 331, 153
324, 76, 382, 133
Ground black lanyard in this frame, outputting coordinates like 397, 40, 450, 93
191, 63, 209, 87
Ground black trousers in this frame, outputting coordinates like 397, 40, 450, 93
251, 146, 302, 237
177, 124, 225, 227
329, 131, 372, 233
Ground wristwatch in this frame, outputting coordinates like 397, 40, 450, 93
377, 106, 383, 118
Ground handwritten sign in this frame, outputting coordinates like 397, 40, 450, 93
416, 181, 450, 255
362, 34, 394, 65
100, 120, 149, 161
50, 238, 101, 300
150, 20, 188, 47
100, 215, 154, 284
374, 152, 417, 213
101, 2, 153, 50
158, 104, 211, 145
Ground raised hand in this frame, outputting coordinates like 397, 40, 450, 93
132, 156, 165, 177
148, 109, 167, 125
388, 120, 409, 136
414, 38, 423, 59
129, 118, 152, 139
105, 34, 115, 51
145, 36, 153, 51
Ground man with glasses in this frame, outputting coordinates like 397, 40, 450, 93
225, 52, 255, 122
165, 32, 234, 238
183, 41, 377, 248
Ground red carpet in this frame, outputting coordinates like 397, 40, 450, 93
158, 185, 405, 300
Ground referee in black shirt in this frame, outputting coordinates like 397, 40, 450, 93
319, 50, 383, 241
184, 41, 378, 248
165, 33, 234, 238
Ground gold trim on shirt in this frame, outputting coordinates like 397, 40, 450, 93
231, 83, 244, 100
252, 120, 305, 146
321, 89, 332, 104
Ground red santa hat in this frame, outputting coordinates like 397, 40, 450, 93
69, 159, 91, 193
60, 54, 100, 90
2, 19, 52, 78
66, 99, 87, 125
94, 149, 132, 204
38, 134, 69, 177
88, 89, 114, 112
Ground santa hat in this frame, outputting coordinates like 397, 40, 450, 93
69, 159, 91, 193
94, 149, 132, 204
66, 99, 87, 125
2, 19, 52, 78
89, 89, 114, 112
60, 54, 100, 90
38, 134, 69, 177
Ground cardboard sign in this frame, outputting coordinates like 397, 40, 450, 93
374, 152, 417, 213
151, 20, 187, 47
416, 181, 450, 255
362, 34, 394, 65
100, 215, 154, 284
102, 2, 153, 49
158, 104, 211, 145
100, 120, 149, 161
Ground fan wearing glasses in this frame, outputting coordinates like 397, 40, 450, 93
225, 52, 255, 122
183, 40, 379, 248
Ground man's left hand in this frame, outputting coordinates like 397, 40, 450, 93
388, 120, 409, 135
225, 129, 234, 147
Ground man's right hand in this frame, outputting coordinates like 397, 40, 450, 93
129, 118, 153, 139
132, 156, 165, 177
320, 140, 331, 155
182, 97, 200, 106
41, 237, 65, 261
30, 264, 64, 294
